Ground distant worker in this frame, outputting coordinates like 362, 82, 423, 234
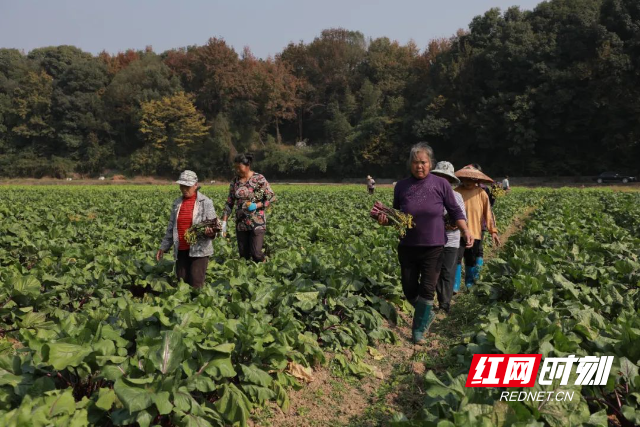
367, 175, 376, 195
502, 175, 510, 191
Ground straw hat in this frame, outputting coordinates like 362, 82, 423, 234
431, 161, 460, 184
455, 166, 494, 183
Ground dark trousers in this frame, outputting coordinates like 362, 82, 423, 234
436, 247, 459, 310
457, 238, 483, 267
397, 245, 443, 303
368, 187, 375, 195
176, 250, 209, 288
237, 228, 266, 262
456, 240, 466, 264
463, 239, 483, 266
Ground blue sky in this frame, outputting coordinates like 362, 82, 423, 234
0, 0, 544, 57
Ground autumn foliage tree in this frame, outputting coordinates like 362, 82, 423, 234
254, 58, 301, 143
1, 0, 639, 179
98, 49, 140, 76
134, 92, 209, 174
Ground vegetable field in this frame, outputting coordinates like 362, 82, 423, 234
0, 186, 638, 427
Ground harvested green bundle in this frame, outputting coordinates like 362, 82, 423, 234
242, 188, 275, 212
184, 218, 222, 244
370, 201, 414, 237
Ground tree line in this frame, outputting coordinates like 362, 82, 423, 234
1, 0, 638, 179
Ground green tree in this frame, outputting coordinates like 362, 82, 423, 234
0, 49, 34, 150
324, 100, 352, 145
52, 54, 111, 160
360, 37, 418, 101
188, 113, 233, 178
104, 53, 181, 156
11, 71, 55, 144
136, 92, 209, 174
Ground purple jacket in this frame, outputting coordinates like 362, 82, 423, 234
393, 173, 466, 247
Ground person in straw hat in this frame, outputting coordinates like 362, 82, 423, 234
376, 143, 473, 344
467, 164, 496, 261
366, 175, 376, 195
157, 170, 218, 288
470, 163, 496, 207
431, 161, 467, 314
454, 166, 500, 290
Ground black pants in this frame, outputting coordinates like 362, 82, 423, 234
456, 239, 466, 264
436, 247, 458, 310
458, 239, 483, 267
176, 250, 209, 288
368, 187, 375, 195
237, 228, 266, 262
397, 245, 443, 303
465, 239, 483, 266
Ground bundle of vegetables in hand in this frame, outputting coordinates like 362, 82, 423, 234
370, 201, 414, 237
184, 218, 222, 244
243, 189, 272, 212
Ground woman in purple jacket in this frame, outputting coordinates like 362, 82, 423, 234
377, 143, 473, 344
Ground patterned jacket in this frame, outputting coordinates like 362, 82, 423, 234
160, 191, 217, 259
223, 173, 275, 231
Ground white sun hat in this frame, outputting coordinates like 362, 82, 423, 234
431, 161, 460, 184
176, 170, 198, 186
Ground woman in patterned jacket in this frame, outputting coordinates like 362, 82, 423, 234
221, 153, 276, 262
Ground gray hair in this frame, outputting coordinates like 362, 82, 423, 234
408, 142, 435, 170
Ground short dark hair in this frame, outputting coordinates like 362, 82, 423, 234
234, 153, 254, 166
408, 142, 435, 170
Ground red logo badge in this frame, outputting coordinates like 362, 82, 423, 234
466, 354, 542, 387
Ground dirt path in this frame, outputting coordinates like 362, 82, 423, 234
503, 206, 536, 240
484, 205, 537, 259
253, 207, 538, 427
